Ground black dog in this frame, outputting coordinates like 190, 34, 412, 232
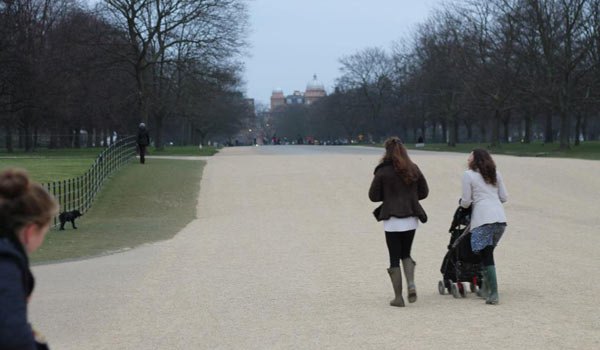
59, 210, 82, 230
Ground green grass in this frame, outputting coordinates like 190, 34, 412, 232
393, 141, 600, 160
0, 149, 100, 183
0, 146, 218, 183
30, 158, 204, 264
149, 145, 219, 156
0, 147, 105, 158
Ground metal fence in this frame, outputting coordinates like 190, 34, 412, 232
42, 136, 137, 227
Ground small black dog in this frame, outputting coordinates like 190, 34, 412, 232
59, 210, 82, 230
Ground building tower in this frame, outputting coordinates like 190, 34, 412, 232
304, 74, 326, 105
270, 89, 285, 110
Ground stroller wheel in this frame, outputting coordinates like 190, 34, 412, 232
438, 280, 446, 295
451, 283, 460, 298
460, 282, 468, 298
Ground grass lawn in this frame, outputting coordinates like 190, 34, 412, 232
0, 146, 217, 183
149, 145, 219, 157
0, 159, 97, 184
0, 148, 101, 183
30, 158, 204, 264
398, 141, 600, 160
0, 147, 105, 158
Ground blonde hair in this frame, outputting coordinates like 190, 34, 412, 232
0, 169, 58, 236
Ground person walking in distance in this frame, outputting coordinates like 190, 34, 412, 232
369, 137, 429, 307
137, 123, 150, 164
459, 149, 508, 305
0, 169, 59, 349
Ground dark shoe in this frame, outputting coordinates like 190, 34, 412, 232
387, 268, 405, 307
402, 258, 417, 303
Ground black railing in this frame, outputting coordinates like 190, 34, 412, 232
43, 136, 137, 227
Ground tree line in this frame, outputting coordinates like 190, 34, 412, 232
274, 0, 600, 149
0, 0, 250, 151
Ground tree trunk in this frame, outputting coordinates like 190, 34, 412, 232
465, 120, 473, 141
33, 127, 38, 150
491, 110, 501, 148
5, 124, 13, 152
479, 121, 486, 143
431, 120, 437, 143
440, 119, 447, 144
581, 113, 588, 141
24, 121, 32, 152
558, 108, 570, 150
94, 128, 101, 147
188, 121, 194, 145
447, 116, 457, 147
49, 125, 57, 149
154, 113, 163, 150
106, 129, 111, 147
18, 126, 24, 149
544, 113, 553, 143
574, 112, 582, 146
524, 113, 533, 144
503, 110, 511, 143
199, 131, 206, 147
100, 129, 105, 147
86, 126, 94, 148
74, 128, 81, 148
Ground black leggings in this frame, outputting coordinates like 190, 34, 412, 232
481, 245, 495, 267
139, 145, 146, 164
385, 230, 415, 268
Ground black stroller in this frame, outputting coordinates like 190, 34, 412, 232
438, 206, 483, 298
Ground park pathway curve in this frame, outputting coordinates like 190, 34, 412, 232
30, 146, 600, 349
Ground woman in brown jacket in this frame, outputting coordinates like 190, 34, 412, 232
369, 137, 429, 307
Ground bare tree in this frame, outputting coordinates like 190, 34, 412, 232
102, 0, 248, 148
338, 47, 394, 140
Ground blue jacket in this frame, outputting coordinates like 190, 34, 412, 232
0, 236, 37, 350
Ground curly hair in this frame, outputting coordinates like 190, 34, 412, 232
469, 149, 497, 185
381, 137, 419, 184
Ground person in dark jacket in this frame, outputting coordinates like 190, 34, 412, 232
369, 137, 429, 307
0, 169, 58, 350
136, 123, 150, 164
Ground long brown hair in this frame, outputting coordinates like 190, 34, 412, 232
469, 149, 497, 185
0, 169, 58, 237
381, 137, 419, 184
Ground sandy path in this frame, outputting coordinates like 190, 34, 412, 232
30, 146, 600, 349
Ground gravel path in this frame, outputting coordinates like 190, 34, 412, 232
30, 146, 600, 349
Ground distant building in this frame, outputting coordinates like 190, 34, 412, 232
286, 91, 305, 105
270, 74, 326, 111
270, 89, 285, 110
305, 75, 326, 105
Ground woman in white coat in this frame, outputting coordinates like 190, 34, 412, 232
460, 149, 508, 305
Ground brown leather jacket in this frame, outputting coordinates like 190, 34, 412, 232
369, 161, 429, 223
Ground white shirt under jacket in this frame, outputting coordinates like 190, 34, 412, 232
460, 169, 508, 230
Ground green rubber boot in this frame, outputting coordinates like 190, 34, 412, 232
485, 265, 499, 305
387, 268, 405, 307
477, 269, 489, 298
402, 258, 417, 303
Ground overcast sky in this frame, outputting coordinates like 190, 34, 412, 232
244, 0, 445, 107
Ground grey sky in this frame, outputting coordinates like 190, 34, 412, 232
245, 0, 445, 107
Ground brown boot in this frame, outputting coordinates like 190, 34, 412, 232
402, 258, 417, 303
387, 267, 405, 307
